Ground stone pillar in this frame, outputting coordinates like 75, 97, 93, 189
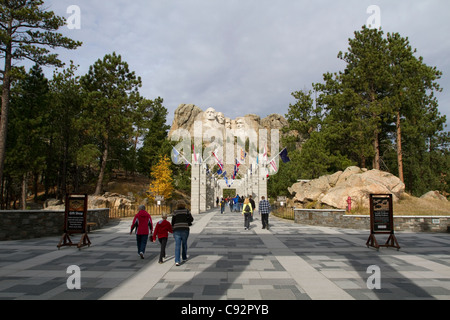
247, 168, 253, 197
191, 164, 201, 214
200, 165, 207, 212
255, 164, 267, 203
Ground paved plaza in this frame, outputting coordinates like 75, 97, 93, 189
0, 208, 449, 300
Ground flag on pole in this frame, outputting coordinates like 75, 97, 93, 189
270, 159, 278, 172
236, 158, 241, 168
212, 151, 223, 171
172, 147, 180, 164
262, 145, 268, 163
173, 146, 191, 169
240, 149, 247, 162
280, 148, 291, 163
192, 144, 197, 163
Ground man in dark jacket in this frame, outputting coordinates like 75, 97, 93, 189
172, 200, 194, 266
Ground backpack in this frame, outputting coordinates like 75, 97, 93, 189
244, 204, 251, 213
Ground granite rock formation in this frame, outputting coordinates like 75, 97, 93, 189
288, 166, 406, 209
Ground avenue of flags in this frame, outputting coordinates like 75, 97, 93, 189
172, 145, 291, 187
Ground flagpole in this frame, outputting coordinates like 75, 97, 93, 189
203, 153, 213, 163
173, 147, 192, 165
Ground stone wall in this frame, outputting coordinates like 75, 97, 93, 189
294, 209, 450, 233
0, 209, 110, 241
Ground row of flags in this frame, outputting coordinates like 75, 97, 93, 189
172, 145, 291, 186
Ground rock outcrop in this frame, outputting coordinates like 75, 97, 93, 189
169, 104, 203, 136
420, 191, 448, 202
44, 192, 136, 211
288, 166, 406, 209
168, 104, 289, 139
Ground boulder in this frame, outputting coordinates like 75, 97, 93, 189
289, 166, 405, 209
89, 193, 134, 209
420, 191, 448, 202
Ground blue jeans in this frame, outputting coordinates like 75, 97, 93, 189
173, 229, 189, 263
136, 234, 148, 254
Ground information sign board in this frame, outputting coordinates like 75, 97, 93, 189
366, 194, 400, 251
65, 195, 88, 233
57, 194, 91, 250
371, 195, 393, 233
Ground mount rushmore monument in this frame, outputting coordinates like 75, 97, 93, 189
168, 103, 289, 140
168, 104, 290, 172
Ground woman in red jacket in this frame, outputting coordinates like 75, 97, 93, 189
130, 205, 153, 259
153, 213, 173, 263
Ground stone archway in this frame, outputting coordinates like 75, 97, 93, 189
190, 163, 267, 214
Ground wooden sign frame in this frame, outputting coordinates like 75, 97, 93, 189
366, 194, 400, 251
57, 194, 91, 250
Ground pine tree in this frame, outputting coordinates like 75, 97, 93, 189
80, 52, 142, 195
7, 64, 50, 208
386, 32, 443, 183
136, 97, 171, 175
0, 0, 82, 185
312, 25, 446, 196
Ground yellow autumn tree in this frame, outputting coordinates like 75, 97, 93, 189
147, 155, 174, 202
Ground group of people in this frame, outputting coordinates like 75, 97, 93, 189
217, 195, 271, 230
241, 196, 271, 230
217, 195, 246, 213
130, 200, 193, 266
130, 196, 271, 266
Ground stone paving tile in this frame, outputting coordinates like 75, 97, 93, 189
0, 209, 449, 301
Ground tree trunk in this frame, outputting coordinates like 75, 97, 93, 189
396, 110, 404, 183
370, 90, 381, 171
373, 130, 380, 170
95, 140, 109, 196
0, 34, 12, 189
20, 173, 27, 210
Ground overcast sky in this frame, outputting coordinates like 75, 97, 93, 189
42, 0, 450, 130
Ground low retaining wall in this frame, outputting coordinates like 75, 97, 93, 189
0, 209, 110, 241
294, 209, 450, 233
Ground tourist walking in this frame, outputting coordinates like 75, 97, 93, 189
259, 196, 271, 230
171, 200, 194, 266
130, 205, 153, 259
233, 194, 240, 212
220, 197, 225, 214
242, 198, 253, 230
238, 195, 244, 212
152, 213, 173, 264
249, 195, 256, 222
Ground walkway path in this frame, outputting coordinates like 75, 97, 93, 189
1, 208, 450, 300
